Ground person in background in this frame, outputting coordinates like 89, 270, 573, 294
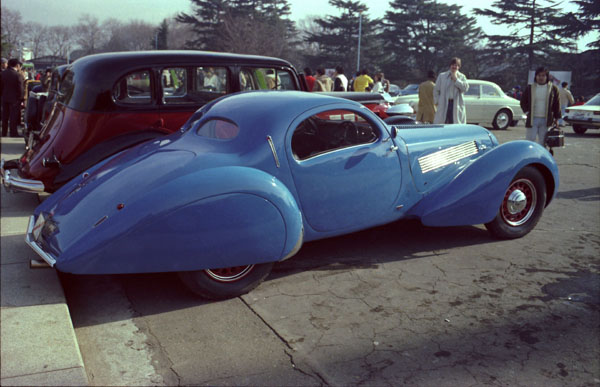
519, 66, 561, 146
417, 70, 436, 123
304, 67, 316, 92
558, 81, 574, 126
353, 69, 373, 92
1, 58, 25, 137
333, 66, 348, 91
1, 58, 7, 121
371, 73, 384, 93
573, 96, 585, 106
379, 72, 390, 93
433, 57, 468, 124
41, 68, 52, 92
312, 68, 333, 92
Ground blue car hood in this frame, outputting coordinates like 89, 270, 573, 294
397, 124, 498, 193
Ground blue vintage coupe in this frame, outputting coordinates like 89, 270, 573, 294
26, 91, 559, 299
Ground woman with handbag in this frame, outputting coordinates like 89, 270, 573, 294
520, 67, 561, 146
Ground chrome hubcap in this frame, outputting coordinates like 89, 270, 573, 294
204, 265, 255, 283
507, 189, 527, 214
497, 113, 509, 128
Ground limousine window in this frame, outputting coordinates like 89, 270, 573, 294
161, 66, 228, 105
112, 70, 152, 104
240, 67, 296, 91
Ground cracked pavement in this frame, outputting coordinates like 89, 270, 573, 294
58, 125, 599, 386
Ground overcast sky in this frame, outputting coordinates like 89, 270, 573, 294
3, 0, 597, 52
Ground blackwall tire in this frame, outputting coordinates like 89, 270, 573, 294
485, 166, 546, 239
178, 262, 274, 300
573, 125, 587, 134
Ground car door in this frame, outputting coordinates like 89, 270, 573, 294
286, 107, 402, 232
480, 83, 504, 122
464, 82, 482, 123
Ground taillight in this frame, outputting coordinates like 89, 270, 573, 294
565, 109, 570, 113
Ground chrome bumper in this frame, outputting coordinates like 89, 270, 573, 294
1, 158, 45, 193
25, 215, 56, 267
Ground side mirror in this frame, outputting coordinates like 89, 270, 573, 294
390, 125, 397, 139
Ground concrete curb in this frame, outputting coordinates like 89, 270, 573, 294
1, 137, 88, 386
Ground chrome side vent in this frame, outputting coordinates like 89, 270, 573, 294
418, 141, 479, 173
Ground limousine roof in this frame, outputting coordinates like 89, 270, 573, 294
60, 50, 298, 111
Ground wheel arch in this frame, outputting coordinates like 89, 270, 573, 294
529, 162, 557, 207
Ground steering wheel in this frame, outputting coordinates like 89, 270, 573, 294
340, 121, 359, 145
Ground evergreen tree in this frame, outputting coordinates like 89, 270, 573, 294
176, 0, 296, 55
382, 0, 482, 82
553, 0, 600, 49
304, 0, 385, 77
474, 0, 574, 70
155, 19, 169, 50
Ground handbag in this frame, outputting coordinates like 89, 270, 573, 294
545, 125, 564, 148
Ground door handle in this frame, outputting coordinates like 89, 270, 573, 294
389, 145, 398, 152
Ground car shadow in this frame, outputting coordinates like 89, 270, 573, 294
60, 219, 497, 327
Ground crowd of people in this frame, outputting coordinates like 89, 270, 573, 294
303, 66, 392, 94
1, 57, 53, 137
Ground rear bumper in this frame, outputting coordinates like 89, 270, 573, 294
1, 158, 46, 193
564, 118, 600, 129
25, 215, 57, 267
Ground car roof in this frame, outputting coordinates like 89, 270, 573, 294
200, 90, 364, 139
63, 50, 297, 111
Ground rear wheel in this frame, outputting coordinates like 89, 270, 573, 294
573, 125, 587, 134
485, 166, 546, 239
492, 109, 512, 130
178, 263, 274, 300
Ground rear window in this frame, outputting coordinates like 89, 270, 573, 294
196, 119, 239, 140
57, 71, 75, 103
112, 70, 152, 104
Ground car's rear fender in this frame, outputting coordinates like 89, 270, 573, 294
52, 166, 303, 274
406, 140, 558, 227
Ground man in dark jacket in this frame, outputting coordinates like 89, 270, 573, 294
1, 58, 25, 137
520, 66, 561, 146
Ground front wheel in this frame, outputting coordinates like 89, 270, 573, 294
178, 262, 274, 300
573, 125, 587, 134
485, 166, 546, 239
493, 109, 512, 130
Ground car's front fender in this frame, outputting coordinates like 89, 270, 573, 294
407, 140, 558, 227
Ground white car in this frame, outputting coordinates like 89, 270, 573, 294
394, 79, 526, 130
564, 93, 600, 134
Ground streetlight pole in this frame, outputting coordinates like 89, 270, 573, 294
356, 12, 362, 73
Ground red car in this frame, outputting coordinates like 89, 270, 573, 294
2, 51, 305, 193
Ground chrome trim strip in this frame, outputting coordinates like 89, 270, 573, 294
266, 135, 280, 168
1, 159, 45, 193
418, 141, 479, 173
25, 215, 57, 267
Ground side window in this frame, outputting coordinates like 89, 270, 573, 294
162, 66, 228, 105
196, 119, 239, 140
240, 67, 297, 90
482, 84, 501, 97
58, 71, 74, 103
465, 85, 480, 96
291, 109, 378, 160
112, 70, 152, 104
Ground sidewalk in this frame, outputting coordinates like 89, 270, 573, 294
1, 137, 88, 386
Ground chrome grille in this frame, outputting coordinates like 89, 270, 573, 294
418, 141, 479, 173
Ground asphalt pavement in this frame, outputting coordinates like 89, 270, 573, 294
1, 124, 598, 386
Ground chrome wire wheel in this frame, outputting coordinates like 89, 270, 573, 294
500, 178, 536, 226
203, 265, 255, 283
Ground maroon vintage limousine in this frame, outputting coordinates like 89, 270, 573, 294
2, 50, 307, 193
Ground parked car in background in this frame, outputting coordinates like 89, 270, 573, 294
1, 51, 305, 194
394, 79, 526, 130
26, 91, 558, 300
388, 84, 401, 97
320, 91, 391, 119
399, 83, 419, 96
564, 93, 600, 134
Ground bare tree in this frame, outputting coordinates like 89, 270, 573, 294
75, 14, 106, 55
46, 26, 75, 59
24, 22, 48, 59
1, 6, 25, 58
167, 16, 196, 50
102, 19, 155, 52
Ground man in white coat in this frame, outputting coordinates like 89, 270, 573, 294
433, 57, 469, 124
